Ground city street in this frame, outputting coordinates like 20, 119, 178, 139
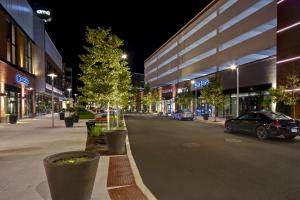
126, 114, 300, 200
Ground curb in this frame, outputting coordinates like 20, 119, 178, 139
92, 119, 157, 200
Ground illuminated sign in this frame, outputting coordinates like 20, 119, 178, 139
46, 83, 63, 95
16, 74, 29, 86
162, 89, 172, 94
37, 10, 51, 16
36, 9, 52, 22
195, 79, 209, 89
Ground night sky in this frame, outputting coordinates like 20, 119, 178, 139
27, 0, 213, 92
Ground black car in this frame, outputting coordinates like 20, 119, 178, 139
225, 111, 300, 140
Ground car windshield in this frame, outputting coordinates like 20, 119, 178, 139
264, 112, 292, 120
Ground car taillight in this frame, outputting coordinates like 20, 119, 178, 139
273, 120, 281, 128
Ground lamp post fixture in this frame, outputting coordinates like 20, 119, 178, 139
230, 64, 239, 117
191, 80, 197, 114
74, 93, 78, 106
67, 88, 72, 98
48, 73, 57, 128
121, 53, 127, 60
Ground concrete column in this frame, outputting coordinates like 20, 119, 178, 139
0, 82, 5, 122
32, 91, 36, 117
172, 85, 176, 112
159, 87, 162, 112
21, 85, 25, 119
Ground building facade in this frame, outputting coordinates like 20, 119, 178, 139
145, 0, 299, 117
0, 0, 64, 122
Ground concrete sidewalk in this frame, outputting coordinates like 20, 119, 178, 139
195, 116, 226, 126
0, 114, 156, 200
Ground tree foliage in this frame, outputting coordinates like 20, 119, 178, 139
78, 27, 131, 127
200, 74, 225, 121
175, 83, 193, 110
269, 74, 300, 118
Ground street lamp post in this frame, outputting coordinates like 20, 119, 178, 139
67, 88, 72, 98
48, 73, 57, 128
230, 64, 239, 117
191, 80, 197, 114
74, 93, 77, 106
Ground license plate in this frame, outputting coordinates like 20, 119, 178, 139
291, 128, 298, 133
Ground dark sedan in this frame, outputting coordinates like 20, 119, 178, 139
225, 111, 300, 140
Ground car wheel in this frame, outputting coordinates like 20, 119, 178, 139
284, 135, 296, 141
256, 126, 269, 140
225, 122, 232, 133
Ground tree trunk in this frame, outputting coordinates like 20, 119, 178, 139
292, 104, 296, 119
149, 104, 152, 113
107, 101, 110, 130
116, 105, 119, 128
214, 106, 217, 122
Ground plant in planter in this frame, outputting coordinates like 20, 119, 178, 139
72, 112, 80, 123
43, 151, 100, 200
64, 106, 75, 128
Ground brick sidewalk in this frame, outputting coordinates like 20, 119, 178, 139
107, 156, 147, 200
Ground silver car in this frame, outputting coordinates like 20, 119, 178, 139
173, 110, 194, 121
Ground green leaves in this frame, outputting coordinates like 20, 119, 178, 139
79, 27, 131, 108
200, 74, 225, 109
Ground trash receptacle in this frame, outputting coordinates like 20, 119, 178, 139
59, 112, 65, 120
86, 121, 96, 135
203, 113, 209, 120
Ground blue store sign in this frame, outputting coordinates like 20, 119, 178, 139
16, 74, 30, 86
195, 79, 209, 89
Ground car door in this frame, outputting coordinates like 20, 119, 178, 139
231, 113, 250, 132
241, 113, 261, 133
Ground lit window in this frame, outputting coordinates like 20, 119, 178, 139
179, 11, 217, 43
219, 0, 238, 14
158, 42, 178, 59
179, 48, 217, 69
179, 30, 217, 56
219, 0, 273, 32
145, 57, 157, 69
219, 19, 276, 51
158, 54, 178, 69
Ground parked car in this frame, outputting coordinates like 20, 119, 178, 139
173, 110, 194, 121
225, 111, 300, 140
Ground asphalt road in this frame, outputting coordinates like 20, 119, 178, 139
125, 114, 300, 200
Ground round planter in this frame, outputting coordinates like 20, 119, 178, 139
106, 130, 127, 155
64, 117, 74, 128
9, 115, 17, 124
43, 151, 100, 200
59, 112, 65, 120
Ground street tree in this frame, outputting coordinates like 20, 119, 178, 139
269, 74, 300, 118
79, 27, 131, 129
200, 74, 225, 122
175, 86, 193, 110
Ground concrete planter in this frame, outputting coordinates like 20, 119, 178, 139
9, 115, 17, 124
43, 151, 100, 200
64, 116, 74, 127
106, 130, 127, 155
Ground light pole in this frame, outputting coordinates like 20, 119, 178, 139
48, 73, 57, 128
191, 80, 197, 114
230, 64, 239, 117
74, 93, 77, 106
67, 88, 72, 98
